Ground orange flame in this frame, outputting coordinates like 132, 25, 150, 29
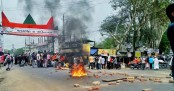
71, 63, 87, 77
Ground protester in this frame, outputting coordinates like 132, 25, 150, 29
4, 53, 12, 71
107, 54, 111, 70
36, 52, 41, 68
154, 56, 159, 70
98, 55, 102, 70
101, 56, 105, 69
141, 56, 146, 70
166, 3, 174, 80
89, 56, 94, 69
148, 56, 154, 69
43, 51, 47, 68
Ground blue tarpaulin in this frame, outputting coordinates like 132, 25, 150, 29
90, 48, 98, 55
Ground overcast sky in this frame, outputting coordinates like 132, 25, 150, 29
1, 0, 114, 50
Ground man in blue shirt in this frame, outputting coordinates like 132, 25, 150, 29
148, 56, 154, 69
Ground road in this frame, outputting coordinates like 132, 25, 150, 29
0, 66, 174, 91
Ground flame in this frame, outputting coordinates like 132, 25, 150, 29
71, 63, 87, 77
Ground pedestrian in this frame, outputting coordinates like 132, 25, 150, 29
141, 56, 146, 70
47, 53, 51, 67
148, 56, 154, 69
107, 54, 111, 70
0, 54, 4, 69
169, 56, 173, 76
98, 55, 102, 70
89, 56, 94, 69
4, 53, 12, 71
43, 51, 47, 68
166, 3, 174, 80
154, 56, 159, 70
36, 52, 41, 68
31, 52, 37, 68
101, 57, 105, 69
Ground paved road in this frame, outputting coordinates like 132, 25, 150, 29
0, 66, 174, 91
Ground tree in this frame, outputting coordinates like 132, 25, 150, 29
14, 48, 24, 56
99, 0, 170, 52
100, 15, 127, 50
158, 31, 170, 54
96, 37, 116, 49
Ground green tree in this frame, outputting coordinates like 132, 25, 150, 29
158, 31, 170, 53
96, 37, 116, 49
99, 0, 170, 52
14, 48, 24, 56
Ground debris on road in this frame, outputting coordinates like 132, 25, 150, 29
102, 78, 126, 82
127, 76, 135, 82
142, 88, 153, 91
92, 81, 100, 86
91, 86, 100, 90
108, 82, 117, 85
169, 80, 174, 83
74, 84, 80, 87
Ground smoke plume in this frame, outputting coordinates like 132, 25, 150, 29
18, 0, 34, 16
65, 0, 93, 40
18, 0, 93, 37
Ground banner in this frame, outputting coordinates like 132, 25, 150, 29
1, 27, 58, 37
82, 44, 90, 56
98, 49, 116, 56
135, 51, 141, 57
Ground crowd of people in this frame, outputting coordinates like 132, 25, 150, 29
0, 50, 170, 72
88, 54, 121, 70
0, 51, 68, 71
129, 56, 165, 70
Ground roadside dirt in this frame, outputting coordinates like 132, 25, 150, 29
0, 68, 67, 91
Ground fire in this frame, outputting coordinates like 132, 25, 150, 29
71, 63, 87, 77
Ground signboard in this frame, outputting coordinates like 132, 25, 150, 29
82, 44, 90, 56
135, 51, 141, 57
98, 49, 116, 56
1, 27, 58, 37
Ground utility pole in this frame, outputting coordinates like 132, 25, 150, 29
63, 14, 65, 38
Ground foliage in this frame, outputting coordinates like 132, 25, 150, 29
99, 0, 171, 52
14, 48, 24, 56
96, 37, 116, 49
159, 31, 170, 53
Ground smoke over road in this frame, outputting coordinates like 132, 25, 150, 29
18, 0, 93, 35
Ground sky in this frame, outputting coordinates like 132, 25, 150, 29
1, 0, 114, 50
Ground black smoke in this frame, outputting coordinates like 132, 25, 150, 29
65, 0, 93, 40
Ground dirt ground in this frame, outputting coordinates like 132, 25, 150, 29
0, 68, 68, 91
0, 66, 172, 91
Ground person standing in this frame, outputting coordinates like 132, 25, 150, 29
101, 57, 105, 69
47, 53, 51, 67
148, 56, 154, 69
89, 56, 94, 69
154, 56, 159, 70
43, 51, 47, 68
141, 56, 146, 70
166, 3, 174, 80
4, 53, 12, 71
98, 55, 102, 70
36, 52, 41, 68
31, 52, 37, 68
107, 54, 111, 70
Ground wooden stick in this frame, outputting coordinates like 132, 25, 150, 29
102, 78, 127, 82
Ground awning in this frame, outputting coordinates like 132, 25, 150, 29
90, 48, 98, 55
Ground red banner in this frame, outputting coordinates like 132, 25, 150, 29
2, 12, 54, 29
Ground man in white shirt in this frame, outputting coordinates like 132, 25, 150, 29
102, 57, 105, 69
107, 54, 111, 69
98, 55, 102, 70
